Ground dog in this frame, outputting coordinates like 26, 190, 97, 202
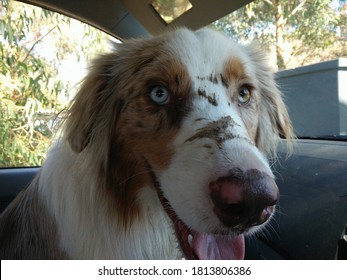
0, 28, 293, 259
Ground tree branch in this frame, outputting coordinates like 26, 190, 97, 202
283, 0, 307, 25
22, 24, 58, 63
264, 0, 274, 6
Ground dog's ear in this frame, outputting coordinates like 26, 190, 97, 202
257, 84, 294, 158
64, 53, 122, 153
245, 44, 295, 158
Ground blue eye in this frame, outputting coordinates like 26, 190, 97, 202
150, 86, 170, 105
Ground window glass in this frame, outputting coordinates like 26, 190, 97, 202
0, 0, 112, 167
211, 0, 347, 139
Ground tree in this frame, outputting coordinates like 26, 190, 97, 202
210, 0, 347, 70
0, 0, 110, 166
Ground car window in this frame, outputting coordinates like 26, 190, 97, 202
210, 0, 347, 139
0, 0, 113, 167
1, 0, 346, 170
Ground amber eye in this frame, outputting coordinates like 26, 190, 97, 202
238, 86, 251, 105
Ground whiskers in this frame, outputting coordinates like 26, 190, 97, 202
250, 202, 286, 244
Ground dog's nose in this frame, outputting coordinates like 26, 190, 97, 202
209, 168, 279, 230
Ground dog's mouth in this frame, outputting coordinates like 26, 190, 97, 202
148, 167, 245, 260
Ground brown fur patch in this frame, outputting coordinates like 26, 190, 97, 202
223, 58, 248, 85
64, 38, 193, 227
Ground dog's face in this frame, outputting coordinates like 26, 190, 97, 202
64, 28, 293, 259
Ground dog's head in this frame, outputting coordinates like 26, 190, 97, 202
64, 28, 294, 259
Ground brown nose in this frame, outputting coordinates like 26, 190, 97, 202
209, 168, 279, 230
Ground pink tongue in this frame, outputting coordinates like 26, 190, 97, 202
192, 233, 245, 260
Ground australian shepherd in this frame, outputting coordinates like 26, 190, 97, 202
0, 28, 293, 259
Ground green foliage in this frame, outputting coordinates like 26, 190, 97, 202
210, 0, 347, 69
0, 0, 110, 167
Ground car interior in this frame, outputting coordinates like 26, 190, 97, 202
1, 0, 346, 260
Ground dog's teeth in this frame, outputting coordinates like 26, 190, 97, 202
188, 234, 193, 247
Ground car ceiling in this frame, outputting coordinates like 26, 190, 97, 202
20, 0, 252, 40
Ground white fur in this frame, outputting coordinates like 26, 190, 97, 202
38, 142, 179, 259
